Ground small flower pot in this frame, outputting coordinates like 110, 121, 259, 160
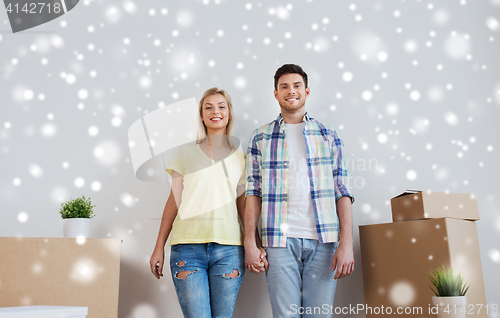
63, 218, 91, 238
432, 296, 467, 318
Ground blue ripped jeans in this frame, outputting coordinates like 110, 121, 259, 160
169, 243, 245, 318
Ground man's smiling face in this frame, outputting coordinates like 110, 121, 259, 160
274, 73, 310, 112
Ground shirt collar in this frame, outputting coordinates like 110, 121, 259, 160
277, 112, 311, 127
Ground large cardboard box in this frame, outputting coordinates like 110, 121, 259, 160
359, 218, 487, 318
0, 238, 121, 318
391, 190, 479, 222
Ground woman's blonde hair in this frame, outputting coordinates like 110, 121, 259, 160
196, 87, 235, 147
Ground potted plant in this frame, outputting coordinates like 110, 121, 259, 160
59, 195, 96, 238
428, 265, 470, 318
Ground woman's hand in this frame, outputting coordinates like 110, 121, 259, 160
150, 184, 181, 280
244, 243, 268, 274
150, 247, 165, 279
257, 246, 269, 271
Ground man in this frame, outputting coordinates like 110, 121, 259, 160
244, 64, 355, 317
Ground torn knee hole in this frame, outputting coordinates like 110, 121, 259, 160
223, 269, 240, 279
175, 269, 197, 280
176, 261, 186, 267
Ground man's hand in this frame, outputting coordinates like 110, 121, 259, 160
331, 241, 354, 279
333, 196, 354, 279
245, 243, 269, 274
150, 247, 165, 279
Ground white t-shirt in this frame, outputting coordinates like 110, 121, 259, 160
285, 123, 318, 240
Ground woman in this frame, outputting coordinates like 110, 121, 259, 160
149, 87, 265, 318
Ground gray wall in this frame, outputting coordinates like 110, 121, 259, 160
1, 1, 499, 317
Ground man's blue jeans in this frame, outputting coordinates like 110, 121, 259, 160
169, 243, 245, 318
265, 238, 338, 318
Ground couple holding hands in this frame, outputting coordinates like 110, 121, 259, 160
150, 64, 355, 318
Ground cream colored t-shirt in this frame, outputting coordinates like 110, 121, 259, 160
166, 143, 246, 246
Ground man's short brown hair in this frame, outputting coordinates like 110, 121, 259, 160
274, 64, 308, 90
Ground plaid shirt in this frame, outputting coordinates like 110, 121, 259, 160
246, 113, 354, 247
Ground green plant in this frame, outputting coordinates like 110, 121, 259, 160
59, 195, 96, 219
428, 265, 469, 297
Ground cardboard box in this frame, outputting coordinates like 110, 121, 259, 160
0, 305, 88, 318
0, 238, 121, 318
359, 218, 487, 318
391, 190, 479, 222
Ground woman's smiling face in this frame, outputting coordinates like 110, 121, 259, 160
201, 93, 230, 135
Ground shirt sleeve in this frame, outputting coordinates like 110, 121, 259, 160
245, 129, 263, 197
330, 130, 355, 203
166, 147, 184, 176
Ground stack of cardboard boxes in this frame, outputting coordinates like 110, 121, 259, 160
360, 190, 488, 318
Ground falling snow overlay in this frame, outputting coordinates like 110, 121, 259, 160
0, 1, 499, 317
